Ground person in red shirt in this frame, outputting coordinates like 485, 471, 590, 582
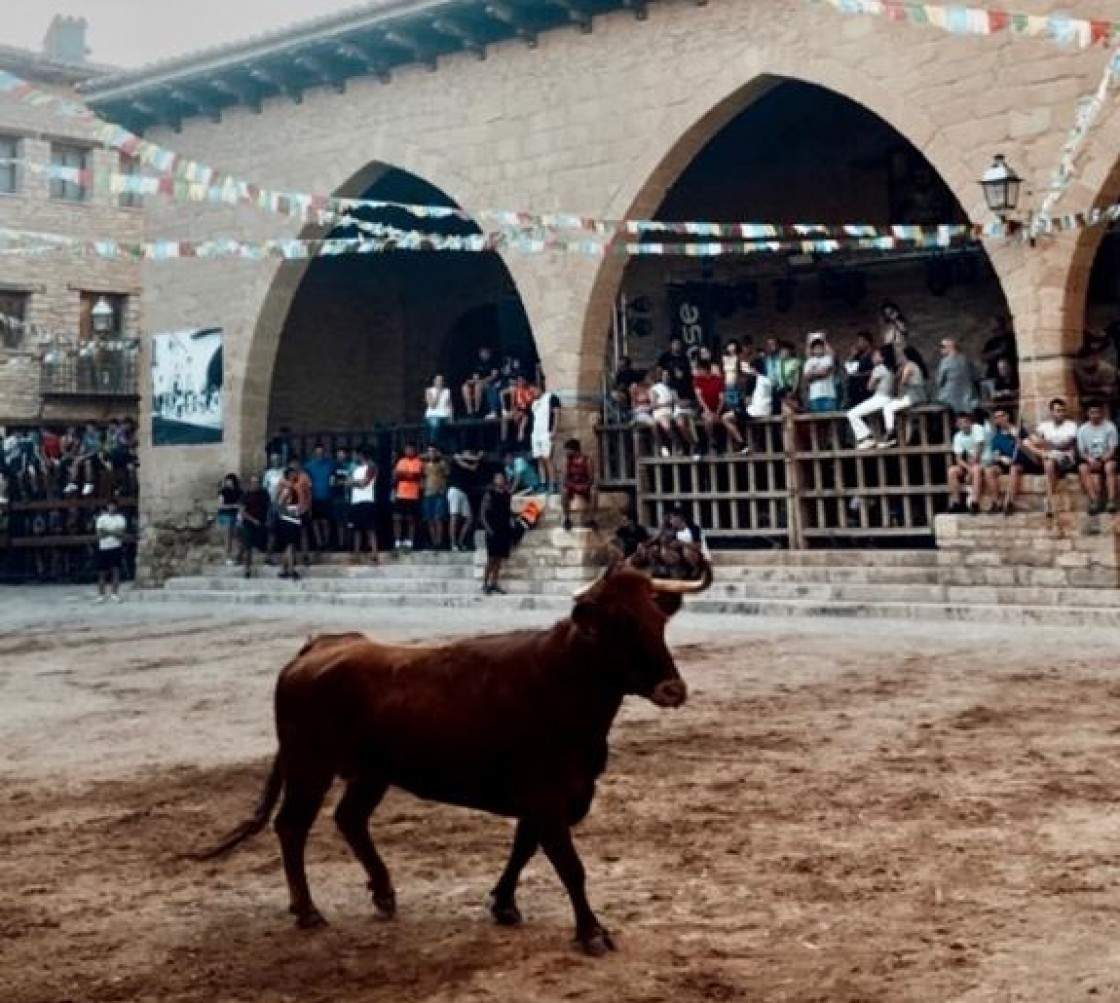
692, 359, 725, 455
560, 438, 598, 532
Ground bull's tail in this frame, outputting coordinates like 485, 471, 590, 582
192, 754, 284, 861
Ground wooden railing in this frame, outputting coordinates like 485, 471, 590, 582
597, 406, 954, 547
0, 496, 139, 582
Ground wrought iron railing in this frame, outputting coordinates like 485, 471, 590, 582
40, 343, 141, 398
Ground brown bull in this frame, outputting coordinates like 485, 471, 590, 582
197, 563, 711, 955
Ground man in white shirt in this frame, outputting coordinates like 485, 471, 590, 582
1019, 397, 1079, 516
948, 411, 987, 514
1076, 401, 1119, 515
529, 386, 561, 490
94, 497, 127, 602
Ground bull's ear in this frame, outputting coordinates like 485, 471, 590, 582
571, 600, 602, 637
652, 592, 683, 619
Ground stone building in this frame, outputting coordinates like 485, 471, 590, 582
70, 0, 1120, 572
0, 16, 142, 427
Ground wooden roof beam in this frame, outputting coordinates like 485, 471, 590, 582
430, 17, 487, 60
382, 29, 438, 71
209, 76, 263, 113
167, 85, 224, 123
249, 64, 304, 104
334, 41, 392, 83
484, 3, 537, 48
550, 0, 593, 33
294, 53, 349, 94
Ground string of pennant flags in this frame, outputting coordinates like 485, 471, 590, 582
0, 0, 1118, 260
806, 0, 1120, 48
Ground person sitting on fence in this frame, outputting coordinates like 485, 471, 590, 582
982, 406, 1029, 516
692, 359, 725, 455
238, 474, 270, 579
1016, 397, 1079, 518
947, 410, 987, 514
1077, 401, 1119, 516
668, 363, 701, 461
630, 372, 655, 431
611, 355, 644, 421
847, 345, 896, 450
719, 368, 750, 455
461, 345, 502, 419
880, 345, 930, 448
502, 374, 536, 448
424, 374, 453, 446
844, 332, 875, 410
802, 333, 838, 414
560, 438, 598, 533
771, 340, 803, 414
649, 365, 677, 458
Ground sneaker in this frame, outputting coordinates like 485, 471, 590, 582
93, 595, 106, 604
81, 483, 94, 496
290, 570, 301, 582
877, 437, 898, 449
485, 412, 499, 420
562, 518, 573, 532
1002, 501, 1015, 517
394, 540, 403, 551
737, 445, 750, 455
110, 594, 122, 603
948, 501, 964, 514
968, 502, 980, 516
63, 483, 78, 496
690, 453, 701, 461
856, 438, 877, 451
490, 585, 507, 595
1089, 499, 1103, 516
279, 569, 291, 579
1108, 502, 1117, 515
482, 584, 494, 595
1043, 499, 1054, 518
659, 447, 670, 458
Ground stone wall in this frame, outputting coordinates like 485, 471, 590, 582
107, 0, 1120, 576
0, 66, 143, 423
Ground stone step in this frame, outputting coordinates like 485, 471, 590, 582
133, 587, 1120, 627
160, 574, 1120, 607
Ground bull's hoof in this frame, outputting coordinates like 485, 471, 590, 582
577, 928, 616, 957
294, 908, 328, 930
373, 892, 397, 920
490, 899, 523, 927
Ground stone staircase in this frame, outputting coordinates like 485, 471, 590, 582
135, 480, 1120, 626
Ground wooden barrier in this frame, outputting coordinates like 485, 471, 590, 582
597, 406, 954, 547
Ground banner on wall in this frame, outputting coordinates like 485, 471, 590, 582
667, 282, 717, 361
151, 328, 224, 446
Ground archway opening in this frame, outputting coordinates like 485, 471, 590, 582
608, 79, 1012, 395
267, 167, 537, 436
1074, 223, 1120, 410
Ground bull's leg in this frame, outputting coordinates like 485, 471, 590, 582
274, 772, 332, 929
537, 821, 615, 956
490, 819, 538, 926
334, 775, 397, 918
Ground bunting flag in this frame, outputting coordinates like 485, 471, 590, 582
807, 1, 1120, 49
1035, 48, 1120, 225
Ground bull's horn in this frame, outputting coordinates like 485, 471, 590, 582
572, 572, 607, 600
650, 565, 713, 594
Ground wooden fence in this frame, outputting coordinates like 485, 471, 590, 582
0, 496, 138, 582
598, 406, 953, 547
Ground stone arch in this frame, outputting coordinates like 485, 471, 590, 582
236, 148, 537, 463
577, 56, 1010, 392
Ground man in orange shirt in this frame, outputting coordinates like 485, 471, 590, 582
393, 443, 424, 551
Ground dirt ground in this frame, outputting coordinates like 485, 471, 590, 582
3, 589, 1120, 1002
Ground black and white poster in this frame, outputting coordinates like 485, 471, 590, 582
151, 327, 224, 446
667, 282, 716, 362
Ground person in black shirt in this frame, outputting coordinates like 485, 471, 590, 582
606, 510, 650, 568
610, 355, 645, 418
217, 474, 243, 563
658, 337, 694, 392
462, 346, 501, 418
845, 332, 875, 408
480, 471, 513, 594
982, 314, 1018, 382
238, 475, 271, 578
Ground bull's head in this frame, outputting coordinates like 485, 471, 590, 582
569, 562, 712, 708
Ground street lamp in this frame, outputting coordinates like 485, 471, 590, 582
980, 154, 1023, 218
90, 296, 114, 336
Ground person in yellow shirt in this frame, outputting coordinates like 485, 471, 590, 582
393, 443, 424, 551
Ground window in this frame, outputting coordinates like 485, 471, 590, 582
0, 135, 20, 194
118, 153, 143, 209
79, 291, 127, 340
0, 290, 30, 347
49, 143, 90, 202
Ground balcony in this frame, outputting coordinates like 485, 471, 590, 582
40, 341, 141, 400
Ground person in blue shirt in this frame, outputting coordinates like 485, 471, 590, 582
983, 405, 1030, 515
503, 450, 541, 494
304, 443, 336, 551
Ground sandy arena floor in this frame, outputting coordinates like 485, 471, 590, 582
3, 587, 1120, 1002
